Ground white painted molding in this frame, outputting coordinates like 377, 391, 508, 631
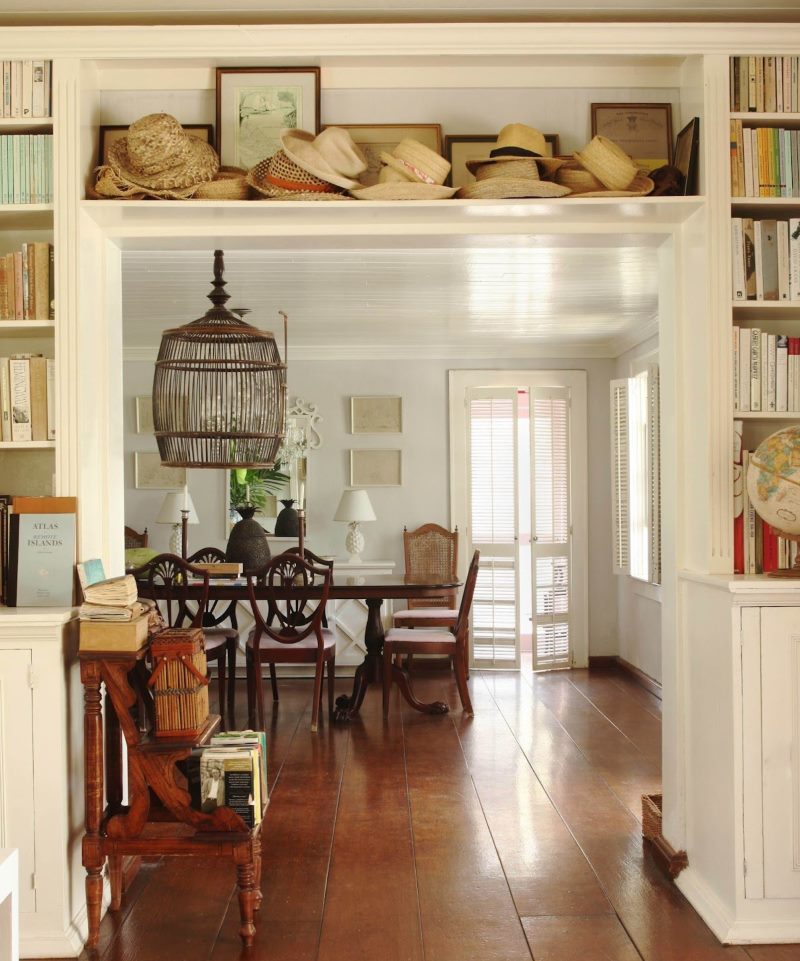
675, 869, 737, 944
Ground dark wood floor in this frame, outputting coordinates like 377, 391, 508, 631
52, 666, 800, 961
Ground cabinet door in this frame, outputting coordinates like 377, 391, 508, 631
761, 607, 800, 899
0, 650, 36, 914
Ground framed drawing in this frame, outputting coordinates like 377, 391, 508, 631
590, 103, 673, 170
98, 124, 212, 167
445, 133, 560, 189
350, 396, 402, 434
216, 67, 320, 169
134, 452, 186, 491
350, 449, 402, 487
673, 117, 700, 196
324, 124, 442, 186
135, 395, 154, 434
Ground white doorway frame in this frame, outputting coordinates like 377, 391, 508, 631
449, 369, 589, 669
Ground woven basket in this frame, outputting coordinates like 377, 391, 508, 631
148, 628, 210, 738
642, 792, 663, 841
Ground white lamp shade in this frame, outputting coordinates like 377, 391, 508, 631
333, 488, 376, 523
157, 490, 199, 525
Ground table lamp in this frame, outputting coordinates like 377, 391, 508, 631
333, 489, 376, 563
157, 486, 199, 557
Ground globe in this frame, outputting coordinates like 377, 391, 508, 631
746, 425, 800, 536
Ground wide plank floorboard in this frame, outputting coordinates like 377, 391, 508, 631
47, 666, 798, 961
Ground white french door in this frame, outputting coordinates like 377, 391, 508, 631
450, 371, 588, 672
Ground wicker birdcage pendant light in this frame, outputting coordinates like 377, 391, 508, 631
152, 249, 287, 469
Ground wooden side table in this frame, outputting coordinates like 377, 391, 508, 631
79, 646, 263, 949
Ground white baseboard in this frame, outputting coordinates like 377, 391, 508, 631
676, 868, 736, 943
21, 875, 109, 958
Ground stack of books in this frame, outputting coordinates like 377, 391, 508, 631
1, 61, 52, 118
186, 730, 268, 828
732, 327, 800, 413
730, 218, 800, 302
79, 573, 159, 651
0, 242, 55, 320
730, 56, 800, 114
0, 353, 56, 443
0, 134, 53, 204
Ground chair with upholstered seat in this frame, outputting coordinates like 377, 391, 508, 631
132, 552, 236, 730
393, 523, 458, 625
383, 550, 480, 717
245, 553, 334, 733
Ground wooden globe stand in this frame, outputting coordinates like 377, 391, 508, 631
768, 531, 800, 578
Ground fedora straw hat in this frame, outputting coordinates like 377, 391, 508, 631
247, 150, 352, 200
466, 123, 564, 175
457, 158, 571, 200
573, 135, 650, 192
282, 127, 367, 190
350, 139, 457, 199
105, 113, 219, 194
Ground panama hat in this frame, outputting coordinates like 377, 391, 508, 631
457, 157, 571, 200
104, 113, 219, 195
281, 127, 367, 190
246, 150, 352, 200
466, 124, 564, 175
350, 139, 457, 200
572, 136, 654, 195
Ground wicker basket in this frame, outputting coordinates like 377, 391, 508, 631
148, 628, 209, 738
642, 792, 663, 841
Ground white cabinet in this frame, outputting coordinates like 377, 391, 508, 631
0, 609, 83, 959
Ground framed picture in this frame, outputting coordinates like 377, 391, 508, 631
673, 117, 700, 196
324, 124, 442, 186
135, 395, 154, 434
590, 103, 673, 170
350, 449, 402, 487
445, 133, 561, 189
350, 396, 403, 434
98, 124, 212, 167
216, 67, 320, 169
134, 452, 186, 491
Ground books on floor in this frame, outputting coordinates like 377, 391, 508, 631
186, 737, 266, 829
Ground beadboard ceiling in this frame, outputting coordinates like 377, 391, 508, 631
121, 243, 659, 359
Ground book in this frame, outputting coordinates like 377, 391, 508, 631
0, 357, 9, 442
79, 613, 150, 652
79, 598, 154, 622
759, 219, 779, 300
8, 355, 31, 442
750, 328, 761, 411
192, 561, 243, 578
777, 335, 789, 411
46, 358, 55, 439
82, 573, 138, 607
12, 495, 77, 513
32, 242, 50, 320
778, 220, 790, 300
743, 218, 757, 298
6, 511, 76, 606
731, 218, 745, 299
76, 557, 106, 590
28, 355, 47, 441
738, 326, 750, 411
210, 729, 268, 802
733, 420, 743, 575
194, 747, 263, 828
30, 60, 45, 118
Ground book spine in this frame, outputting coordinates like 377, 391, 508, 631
10, 62, 21, 118
777, 335, 789, 412
20, 243, 30, 319
0, 358, 10, 442
750, 327, 762, 411
48, 244, 54, 320
13, 252, 22, 320
765, 56, 776, 112
778, 219, 790, 301
739, 326, 751, 411
756, 57, 765, 113
791, 218, 800, 300
730, 119, 740, 197
760, 331, 769, 412
754, 217, 764, 299
31, 61, 45, 119
767, 332, 777, 411
20, 60, 31, 118
46, 357, 55, 440
9, 356, 31, 442
0, 256, 8, 320
731, 217, 745, 300
761, 219, 779, 300
777, 56, 784, 113
784, 130, 793, 199
33, 242, 49, 320
748, 56, 758, 111
743, 127, 754, 198
2, 62, 9, 118
733, 326, 740, 409
28, 355, 47, 442
744, 217, 757, 299
730, 57, 738, 111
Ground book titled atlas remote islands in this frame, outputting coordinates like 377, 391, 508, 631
6, 496, 76, 606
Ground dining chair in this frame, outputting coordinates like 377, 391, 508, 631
245, 553, 334, 733
132, 552, 235, 730
383, 549, 480, 717
124, 525, 149, 549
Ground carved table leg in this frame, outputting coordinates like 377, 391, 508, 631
85, 866, 104, 949
391, 663, 449, 715
81, 663, 105, 949
334, 597, 385, 722
236, 858, 258, 947
253, 834, 263, 913
108, 856, 124, 911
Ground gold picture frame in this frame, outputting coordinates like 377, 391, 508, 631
134, 452, 186, 491
445, 133, 560, 189
350, 396, 403, 434
350, 449, 403, 487
590, 103, 673, 170
324, 124, 442, 186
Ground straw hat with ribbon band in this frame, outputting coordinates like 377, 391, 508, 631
570, 135, 655, 196
350, 139, 457, 200
466, 123, 564, 176
282, 127, 367, 189
247, 150, 352, 200
103, 113, 219, 195
457, 158, 571, 200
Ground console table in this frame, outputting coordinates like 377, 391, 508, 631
79, 646, 263, 950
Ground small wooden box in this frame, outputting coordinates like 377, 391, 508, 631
148, 628, 209, 739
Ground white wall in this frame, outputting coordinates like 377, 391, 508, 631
124, 353, 618, 655
614, 333, 662, 682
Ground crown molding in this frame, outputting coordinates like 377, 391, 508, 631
607, 315, 659, 357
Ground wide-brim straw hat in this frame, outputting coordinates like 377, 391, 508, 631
573, 135, 641, 191
282, 127, 367, 190
466, 123, 564, 175
106, 113, 219, 193
90, 166, 200, 200
192, 167, 251, 200
457, 157, 570, 199
247, 151, 352, 200
350, 182, 458, 200
556, 158, 654, 197
379, 139, 451, 187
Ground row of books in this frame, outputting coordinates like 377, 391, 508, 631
0, 134, 53, 204
0, 354, 56, 442
729, 122, 800, 199
186, 730, 268, 829
0, 496, 76, 607
1, 61, 51, 119
732, 327, 800, 413
730, 56, 800, 114
731, 218, 800, 302
0, 242, 54, 320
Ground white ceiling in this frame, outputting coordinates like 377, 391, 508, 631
121, 243, 660, 359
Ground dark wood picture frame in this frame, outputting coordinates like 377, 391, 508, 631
444, 132, 560, 188
215, 66, 321, 169
97, 123, 213, 167
673, 117, 700, 196
590, 102, 674, 169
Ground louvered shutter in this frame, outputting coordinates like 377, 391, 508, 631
610, 379, 630, 575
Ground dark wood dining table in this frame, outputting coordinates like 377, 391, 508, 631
138, 572, 461, 720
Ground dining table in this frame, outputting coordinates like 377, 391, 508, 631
136, 570, 461, 720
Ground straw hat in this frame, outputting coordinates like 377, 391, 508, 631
192, 167, 251, 200
466, 123, 564, 175
572, 136, 653, 195
246, 150, 351, 200
457, 157, 571, 200
105, 113, 219, 194
350, 139, 457, 200
282, 127, 367, 190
